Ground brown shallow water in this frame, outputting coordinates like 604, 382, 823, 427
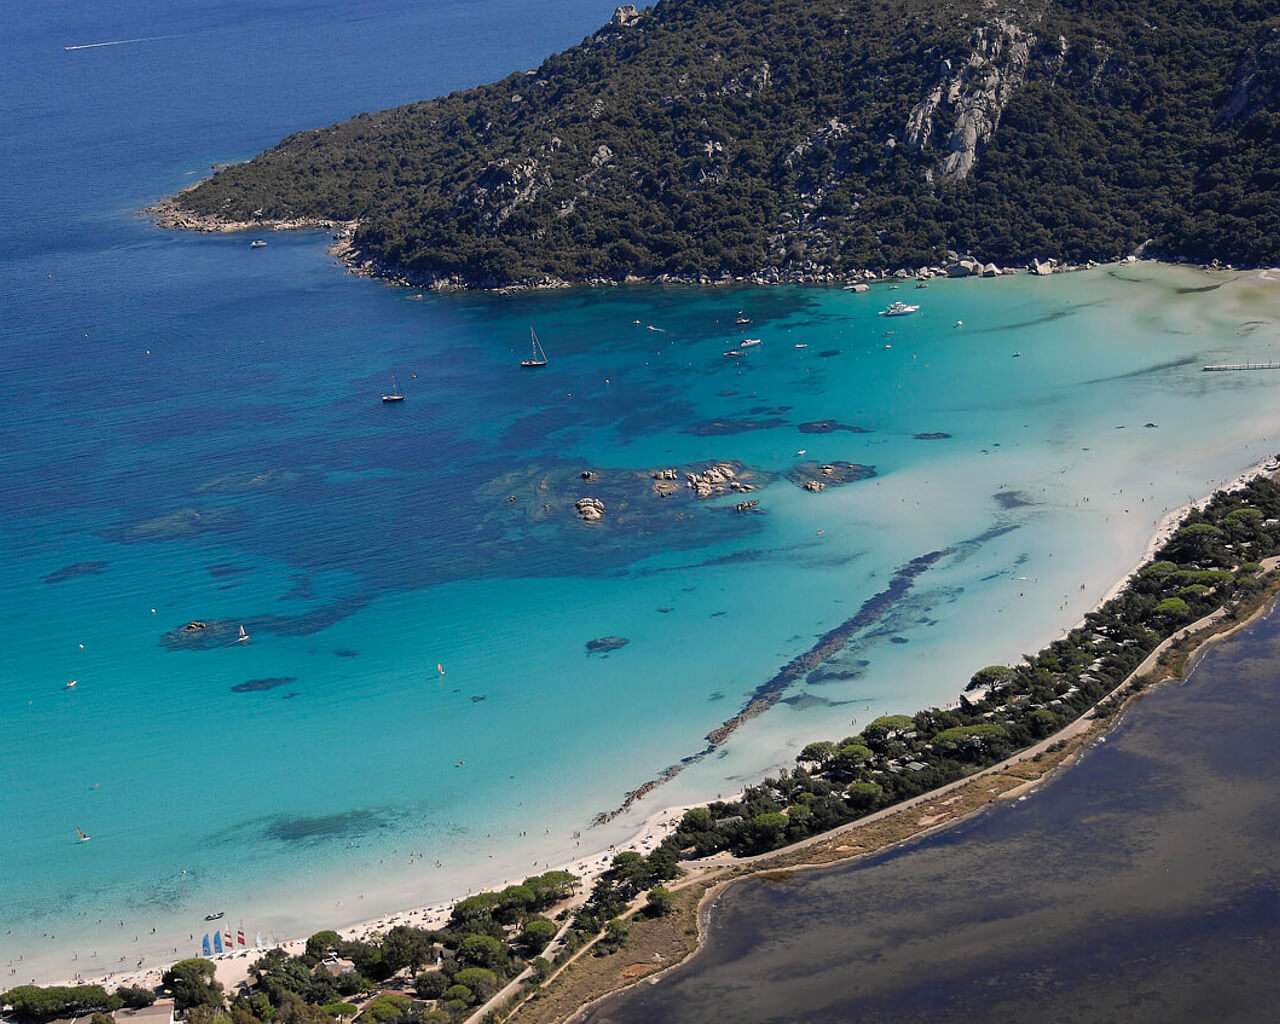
578, 608, 1280, 1024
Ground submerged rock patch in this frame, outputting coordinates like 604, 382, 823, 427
260, 809, 386, 845
232, 676, 297, 693
43, 561, 108, 584
683, 417, 788, 436
115, 506, 239, 542
798, 420, 872, 434
586, 636, 630, 654
207, 563, 252, 578
993, 490, 1035, 509
787, 461, 876, 491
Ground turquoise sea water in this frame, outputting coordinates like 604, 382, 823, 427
4, 0, 1280, 986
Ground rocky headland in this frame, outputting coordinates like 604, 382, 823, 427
152, 0, 1280, 291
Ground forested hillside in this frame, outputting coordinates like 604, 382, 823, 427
168, 0, 1280, 288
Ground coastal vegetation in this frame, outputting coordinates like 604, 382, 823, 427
2, 984, 153, 1024
621, 476, 1280, 863
164, 0, 1280, 288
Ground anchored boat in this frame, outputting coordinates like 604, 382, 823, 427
521, 327, 548, 367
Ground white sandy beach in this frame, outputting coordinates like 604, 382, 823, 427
1090, 453, 1280, 614
62, 802, 710, 996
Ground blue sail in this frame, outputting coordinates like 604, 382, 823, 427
213, 931, 223, 954
202, 934, 211, 956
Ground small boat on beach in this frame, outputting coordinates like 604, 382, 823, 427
382, 375, 405, 402
236, 625, 250, 643
76, 827, 90, 842
521, 327, 548, 367
205, 911, 224, 921
880, 301, 920, 317
249, 240, 267, 248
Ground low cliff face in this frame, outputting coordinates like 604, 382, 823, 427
1223, 26, 1280, 123
170, 0, 1280, 287
905, 19, 1037, 182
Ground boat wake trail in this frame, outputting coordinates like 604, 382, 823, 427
64, 36, 170, 52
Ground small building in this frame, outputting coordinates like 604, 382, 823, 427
113, 1002, 175, 1024
320, 957, 357, 978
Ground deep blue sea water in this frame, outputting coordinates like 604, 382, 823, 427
5, 0, 1280, 987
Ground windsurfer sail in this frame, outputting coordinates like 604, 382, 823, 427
236, 625, 249, 644
76, 827, 90, 842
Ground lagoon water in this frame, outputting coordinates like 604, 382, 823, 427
4, 0, 1280, 987
579, 605, 1280, 1024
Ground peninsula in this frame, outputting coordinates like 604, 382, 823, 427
155, 0, 1280, 290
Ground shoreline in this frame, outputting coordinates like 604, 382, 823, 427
1091, 453, 1280, 614
56, 802, 713, 997
147, 185, 1254, 295
145, 189, 353, 238
47, 455, 1280, 1005
550, 552, 1280, 1024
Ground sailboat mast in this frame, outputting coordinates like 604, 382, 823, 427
521, 326, 548, 367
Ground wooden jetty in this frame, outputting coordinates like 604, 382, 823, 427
1202, 362, 1280, 372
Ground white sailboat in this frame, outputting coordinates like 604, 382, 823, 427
521, 327, 548, 368
236, 625, 250, 644
381, 374, 405, 402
